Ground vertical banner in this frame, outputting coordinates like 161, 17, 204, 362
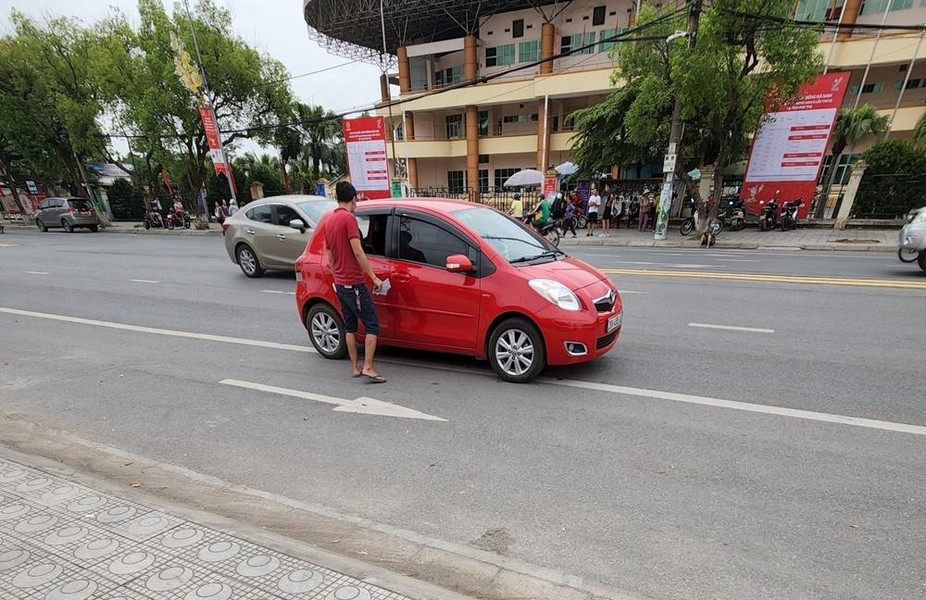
543, 175, 558, 197
741, 72, 850, 218
343, 116, 391, 200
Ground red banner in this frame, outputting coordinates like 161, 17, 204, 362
199, 106, 236, 190
741, 72, 850, 218
343, 116, 391, 200
543, 175, 558, 197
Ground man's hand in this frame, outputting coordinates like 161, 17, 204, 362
372, 276, 383, 291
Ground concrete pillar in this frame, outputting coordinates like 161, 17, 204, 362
464, 36, 478, 80
404, 112, 418, 189
466, 105, 479, 202
628, 8, 636, 29
379, 74, 389, 103
834, 159, 867, 229
397, 46, 411, 93
837, 0, 862, 40
697, 165, 715, 205
536, 99, 549, 171
250, 182, 264, 200
540, 23, 555, 74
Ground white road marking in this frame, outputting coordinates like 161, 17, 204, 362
6, 305, 923, 437
716, 259, 759, 262
618, 290, 651, 295
689, 322, 775, 333
219, 379, 446, 421
0, 307, 314, 354
546, 378, 926, 437
23, 271, 49, 275
130, 279, 160, 284
260, 289, 295, 295
611, 261, 716, 269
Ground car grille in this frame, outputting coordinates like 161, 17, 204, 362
592, 290, 616, 312
596, 330, 619, 349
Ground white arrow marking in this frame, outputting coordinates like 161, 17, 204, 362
23, 271, 50, 275
260, 289, 295, 295
219, 379, 447, 422
689, 322, 774, 333
130, 279, 160, 284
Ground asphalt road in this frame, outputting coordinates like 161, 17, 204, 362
1, 229, 924, 600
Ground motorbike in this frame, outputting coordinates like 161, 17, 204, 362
897, 205, 926, 272
778, 200, 803, 231
758, 199, 780, 231
680, 199, 722, 237
143, 211, 166, 230
166, 209, 192, 230
537, 220, 561, 247
718, 199, 746, 231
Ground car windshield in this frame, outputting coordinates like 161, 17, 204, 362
296, 200, 337, 223
451, 206, 561, 263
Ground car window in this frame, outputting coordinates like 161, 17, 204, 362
245, 204, 272, 223
451, 206, 553, 262
398, 216, 470, 268
68, 199, 92, 211
296, 200, 337, 223
38, 200, 49, 210
357, 214, 388, 256
272, 205, 300, 227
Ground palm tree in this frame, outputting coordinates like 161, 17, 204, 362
913, 112, 926, 147
815, 104, 890, 218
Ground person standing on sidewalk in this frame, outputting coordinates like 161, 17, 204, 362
562, 198, 577, 237
638, 192, 652, 231
586, 187, 601, 236
325, 182, 386, 383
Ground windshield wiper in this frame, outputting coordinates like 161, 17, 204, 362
509, 249, 565, 264
482, 235, 545, 249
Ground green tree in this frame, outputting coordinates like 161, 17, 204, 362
96, 0, 293, 219
107, 178, 146, 220
913, 112, 926, 147
853, 140, 926, 218
814, 104, 890, 218
571, 0, 821, 228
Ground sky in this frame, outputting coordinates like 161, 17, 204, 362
0, 0, 386, 155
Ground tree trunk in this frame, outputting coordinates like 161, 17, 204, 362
0, 155, 31, 222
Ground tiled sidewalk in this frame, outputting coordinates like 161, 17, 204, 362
0, 458, 411, 600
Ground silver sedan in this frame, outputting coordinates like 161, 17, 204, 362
223, 195, 336, 277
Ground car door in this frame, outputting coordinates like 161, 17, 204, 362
242, 204, 280, 266
385, 212, 481, 351
269, 204, 310, 266
354, 209, 394, 340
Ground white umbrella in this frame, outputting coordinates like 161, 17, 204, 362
503, 169, 545, 188
554, 161, 579, 176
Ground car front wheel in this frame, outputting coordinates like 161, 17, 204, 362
488, 317, 546, 383
307, 303, 347, 359
62, 219, 73, 233
236, 244, 264, 278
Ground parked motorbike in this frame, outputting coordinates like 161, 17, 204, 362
897, 205, 926, 272
680, 199, 722, 236
718, 199, 746, 231
758, 199, 780, 231
166, 209, 192, 230
143, 211, 166, 230
778, 200, 803, 231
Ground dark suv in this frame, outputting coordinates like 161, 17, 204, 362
35, 197, 100, 233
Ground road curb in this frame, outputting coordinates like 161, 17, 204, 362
0, 415, 650, 600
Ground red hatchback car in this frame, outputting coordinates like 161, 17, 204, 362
295, 198, 623, 382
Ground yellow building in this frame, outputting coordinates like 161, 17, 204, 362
303, 0, 926, 197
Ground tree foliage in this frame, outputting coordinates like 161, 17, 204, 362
107, 178, 146, 219
571, 0, 822, 221
854, 140, 926, 218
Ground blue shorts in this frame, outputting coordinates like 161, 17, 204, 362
335, 283, 380, 335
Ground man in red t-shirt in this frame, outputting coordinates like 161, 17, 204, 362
324, 182, 386, 383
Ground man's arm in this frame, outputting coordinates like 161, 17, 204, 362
349, 238, 383, 288
326, 248, 335, 275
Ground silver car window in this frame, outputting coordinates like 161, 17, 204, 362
245, 204, 272, 223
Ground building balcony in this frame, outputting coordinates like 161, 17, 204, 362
820, 31, 926, 69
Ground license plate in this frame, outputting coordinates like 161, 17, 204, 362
607, 312, 623, 333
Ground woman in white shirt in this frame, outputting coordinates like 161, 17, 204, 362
586, 188, 601, 237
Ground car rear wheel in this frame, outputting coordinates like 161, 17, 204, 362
236, 243, 264, 278
89, 225, 99, 233
36, 218, 47, 232
62, 219, 73, 233
488, 317, 546, 383
307, 303, 347, 359
899, 248, 919, 263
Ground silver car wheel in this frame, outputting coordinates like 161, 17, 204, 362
495, 329, 535, 377
236, 244, 262, 277
311, 312, 341, 354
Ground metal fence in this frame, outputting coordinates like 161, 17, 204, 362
853, 173, 926, 219
411, 187, 516, 211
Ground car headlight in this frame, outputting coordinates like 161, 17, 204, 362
529, 279, 581, 311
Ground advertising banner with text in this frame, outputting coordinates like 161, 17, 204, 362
740, 72, 850, 218
343, 116, 391, 200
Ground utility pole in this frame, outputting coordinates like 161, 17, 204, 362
654, 0, 703, 240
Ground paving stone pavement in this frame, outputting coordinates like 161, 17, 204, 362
0, 458, 413, 600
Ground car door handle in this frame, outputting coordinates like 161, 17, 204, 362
393, 273, 411, 283
246, 228, 256, 235
276, 233, 286, 240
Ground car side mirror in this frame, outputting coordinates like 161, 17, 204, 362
446, 254, 473, 273
289, 219, 307, 233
